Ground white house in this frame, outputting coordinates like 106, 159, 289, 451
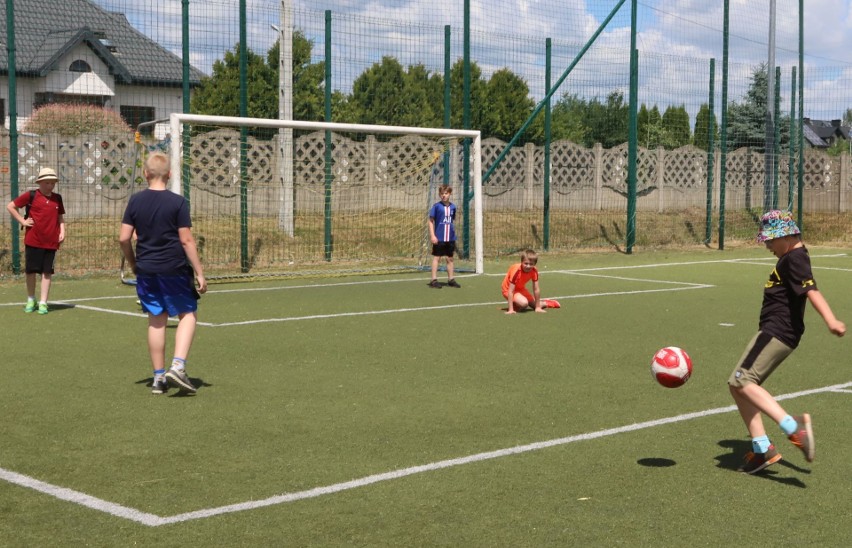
0, 0, 204, 139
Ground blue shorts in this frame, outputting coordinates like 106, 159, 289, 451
136, 272, 200, 317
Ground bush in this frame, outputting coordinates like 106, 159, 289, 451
23, 104, 132, 136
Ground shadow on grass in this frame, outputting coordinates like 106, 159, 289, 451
599, 222, 626, 254
45, 302, 76, 312
715, 438, 809, 487
136, 376, 211, 397
636, 457, 676, 467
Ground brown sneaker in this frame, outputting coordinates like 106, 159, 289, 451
738, 444, 782, 474
788, 413, 814, 462
427, 279, 442, 289
447, 279, 461, 288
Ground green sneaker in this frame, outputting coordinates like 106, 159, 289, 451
24, 300, 36, 313
37, 303, 49, 315
738, 444, 782, 474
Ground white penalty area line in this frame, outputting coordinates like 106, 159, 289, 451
2, 381, 849, 527
536, 252, 849, 274
20, 281, 711, 328
207, 283, 713, 327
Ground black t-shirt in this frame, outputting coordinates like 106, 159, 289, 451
759, 245, 816, 348
122, 189, 192, 275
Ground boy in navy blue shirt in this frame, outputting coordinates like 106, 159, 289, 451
119, 152, 207, 395
427, 184, 460, 289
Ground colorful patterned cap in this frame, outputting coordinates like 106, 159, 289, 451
757, 210, 801, 242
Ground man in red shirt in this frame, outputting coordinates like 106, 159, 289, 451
6, 167, 66, 314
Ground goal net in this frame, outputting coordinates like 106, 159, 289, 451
168, 114, 483, 279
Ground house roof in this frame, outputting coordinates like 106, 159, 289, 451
805, 118, 846, 140
802, 124, 828, 148
0, 0, 204, 86
802, 118, 852, 148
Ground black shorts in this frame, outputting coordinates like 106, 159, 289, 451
25, 246, 57, 274
432, 241, 456, 257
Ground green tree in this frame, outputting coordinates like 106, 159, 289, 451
449, 59, 488, 132
585, 91, 628, 148
267, 31, 326, 122
693, 103, 718, 152
192, 32, 326, 123
482, 68, 536, 142
843, 108, 852, 128
637, 104, 667, 148
346, 56, 440, 127
726, 63, 790, 152
551, 93, 590, 144
191, 44, 277, 119
662, 105, 691, 148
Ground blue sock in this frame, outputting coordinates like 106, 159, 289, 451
752, 435, 771, 454
779, 415, 798, 436
154, 368, 165, 380
171, 357, 186, 371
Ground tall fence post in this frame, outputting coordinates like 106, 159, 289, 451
840, 152, 848, 213
593, 143, 603, 210
524, 142, 535, 209
656, 148, 665, 212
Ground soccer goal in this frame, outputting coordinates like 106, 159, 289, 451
167, 113, 483, 280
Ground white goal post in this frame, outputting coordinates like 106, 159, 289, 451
168, 113, 484, 275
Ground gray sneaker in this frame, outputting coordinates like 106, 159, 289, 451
151, 377, 169, 395
165, 368, 197, 393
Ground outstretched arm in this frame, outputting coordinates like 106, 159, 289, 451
807, 289, 846, 336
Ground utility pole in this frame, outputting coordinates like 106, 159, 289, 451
764, 0, 776, 211
277, 0, 295, 236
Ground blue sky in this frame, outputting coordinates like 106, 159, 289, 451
97, 0, 852, 121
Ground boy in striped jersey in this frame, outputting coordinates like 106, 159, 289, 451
428, 185, 460, 289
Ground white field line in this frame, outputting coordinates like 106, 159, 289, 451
1, 279, 712, 326
2, 381, 849, 527
1, 252, 846, 310
67, 304, 217, 327
208, 283, 712, 327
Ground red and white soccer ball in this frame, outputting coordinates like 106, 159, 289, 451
650, 346, 693, 388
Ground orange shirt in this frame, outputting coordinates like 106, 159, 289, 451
501, 263, 539, 296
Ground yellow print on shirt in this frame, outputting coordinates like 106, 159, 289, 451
765, 268, 782, 289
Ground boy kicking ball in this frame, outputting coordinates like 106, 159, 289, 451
729, 210, 845, 474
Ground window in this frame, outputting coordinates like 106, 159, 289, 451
69, 60, 92, 72
34, 93, 106, 109
120, 105, 156, 135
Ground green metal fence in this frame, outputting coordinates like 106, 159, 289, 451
3, 0, 852, 278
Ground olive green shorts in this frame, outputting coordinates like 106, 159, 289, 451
727, 331, 793, 388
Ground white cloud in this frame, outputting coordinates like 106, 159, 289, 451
94, 0, 852, 121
